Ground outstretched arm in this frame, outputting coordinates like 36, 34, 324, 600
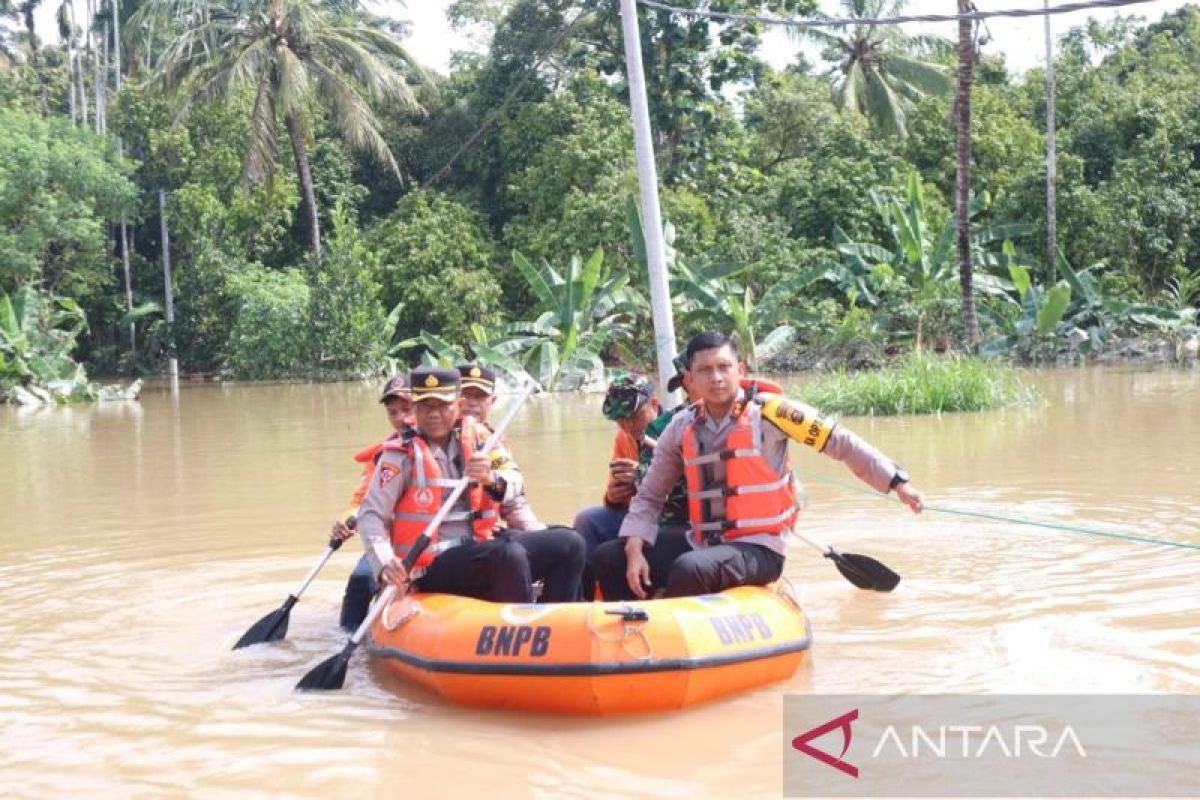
760, 394, 923, 513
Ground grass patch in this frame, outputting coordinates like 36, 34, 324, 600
794, 353, 1036, 415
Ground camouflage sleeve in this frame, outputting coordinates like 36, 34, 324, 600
485, 441, 524, 503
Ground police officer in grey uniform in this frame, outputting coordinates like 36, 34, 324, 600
355, 367, 584, 604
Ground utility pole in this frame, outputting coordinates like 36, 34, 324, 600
619, 0, 679, 407
159, 190, 178, 384
113, 0, 134, 351
1044, 0, 1058, 282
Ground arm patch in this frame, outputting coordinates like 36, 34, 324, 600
761, 394, 836, 452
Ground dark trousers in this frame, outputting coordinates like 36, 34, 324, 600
339, 527, 585, 629
591, 531, 785, 601
507, 527, 586, 603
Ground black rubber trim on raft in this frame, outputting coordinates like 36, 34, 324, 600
367, 635, 812, 676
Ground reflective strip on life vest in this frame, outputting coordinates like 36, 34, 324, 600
683, 447, 760, 466
690, 473, 791, 500
411, 443, 428, 490
726, 507, 796, 530
689, 505, 795, 533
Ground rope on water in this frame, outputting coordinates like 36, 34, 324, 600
795, 468, 1200, 552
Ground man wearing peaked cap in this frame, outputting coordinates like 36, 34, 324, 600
348, 364, 584, 608
456, 364, 546, 533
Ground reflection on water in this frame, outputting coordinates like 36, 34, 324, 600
0, 367, 1197, 798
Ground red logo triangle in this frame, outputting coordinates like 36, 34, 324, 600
791, 708, 859, 778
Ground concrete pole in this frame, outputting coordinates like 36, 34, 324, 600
619, 0, 680, 408
119, 210, 134, 349
1044, 0, 1058, 283
159, 190, 178, 384
112, 0, 120, 92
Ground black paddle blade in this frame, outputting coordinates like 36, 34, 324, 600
295, 644, 354, 692
826, 548, 901, 592
232, 606, 290, 650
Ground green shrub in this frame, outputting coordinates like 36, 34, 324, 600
222, 267, 311, 379
307, 206, 388, 378
796, 353, 1035, 415
368, 189, 502, 346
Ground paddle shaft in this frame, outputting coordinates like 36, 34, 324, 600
287, 537, 344, 601
790, 529, 835, 558
342, 381, 538, 648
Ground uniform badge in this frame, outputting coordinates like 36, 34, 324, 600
414, 487, 435, 508
379, 463, 399, 486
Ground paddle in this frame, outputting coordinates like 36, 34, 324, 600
233, 523, 352, 650
790, 529, 901, 592
295, 381, 536, 692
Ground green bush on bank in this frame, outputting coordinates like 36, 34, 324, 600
222, 267, 311, 380
794, 353, 1035, 415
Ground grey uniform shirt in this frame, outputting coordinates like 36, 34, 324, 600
357, 429, 524, 578
618, 391, 901, 556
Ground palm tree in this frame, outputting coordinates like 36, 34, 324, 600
954, 0, 980, 346
790, 0, 951, 137
146, 0, 425, 259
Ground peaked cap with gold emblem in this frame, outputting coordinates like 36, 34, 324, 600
457, 363, 497, 395
408, 366, 461, 403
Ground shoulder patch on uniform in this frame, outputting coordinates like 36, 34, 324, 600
379, 462, 400, 487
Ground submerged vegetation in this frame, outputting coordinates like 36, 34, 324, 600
797, 353, 1036, 416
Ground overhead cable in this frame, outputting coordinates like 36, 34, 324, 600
636, 0, 1162, 29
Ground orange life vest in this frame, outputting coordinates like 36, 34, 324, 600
680, 385, 797, 545
742, 376, 782, 394
380, 420, 499, 567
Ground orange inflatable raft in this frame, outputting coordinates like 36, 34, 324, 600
366, 585, 811, 714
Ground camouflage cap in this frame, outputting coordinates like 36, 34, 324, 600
602, 374, 654, 421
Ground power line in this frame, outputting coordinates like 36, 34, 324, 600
637, 0, 1163, 29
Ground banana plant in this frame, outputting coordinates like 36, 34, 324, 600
827, 176, 1032, 304
0, 285, 95, 402
390, 327, 541, 391
503, 247, 642, 391
824, 175, 1033, 349
669, 256, 824, 370
626, 193, 819, 370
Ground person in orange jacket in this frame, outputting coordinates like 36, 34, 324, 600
357, 367, 584, 606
